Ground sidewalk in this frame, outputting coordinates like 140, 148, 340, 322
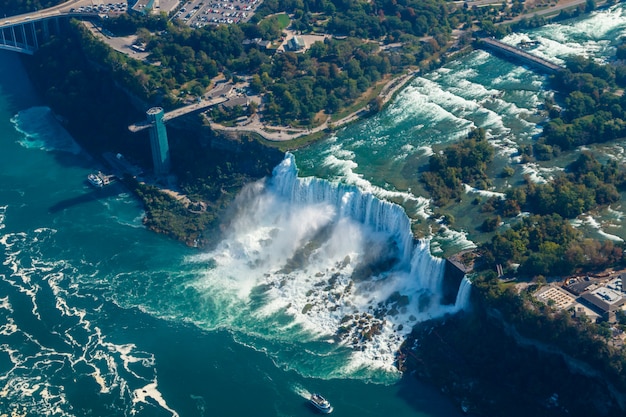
208, 70, 417, 142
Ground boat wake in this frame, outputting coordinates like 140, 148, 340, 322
291, 383, 312, 400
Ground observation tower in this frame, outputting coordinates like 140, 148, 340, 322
146, 107, 170, 176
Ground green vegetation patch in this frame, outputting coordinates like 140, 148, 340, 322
421, 128, 494, 206
257, 13, 291, 39
274, 13, 291, 29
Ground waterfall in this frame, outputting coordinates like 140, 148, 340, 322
191, 153, 473, 374
269, 153, 471, 308
410, 240, 446, 296
271, 154, 416, 266
454, 276, 472, 311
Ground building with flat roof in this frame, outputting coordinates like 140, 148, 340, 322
580, 287, 626, 322
146, 107, 170, 176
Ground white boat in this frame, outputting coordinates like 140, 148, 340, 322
87, 173, 104, 188
309, 393, 333, 414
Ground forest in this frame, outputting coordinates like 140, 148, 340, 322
59, 0, 538, 127
538, 56, 626, 154
420, 48, 626, 279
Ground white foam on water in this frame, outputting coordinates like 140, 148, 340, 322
0, 317, 18, 336
0, 205, 6, 231
417, 145, 433, 157
327, 142, 356, 161
447, 75, 499, 102
133, 382, 180, 417
393, 70, 524, 141
557, 5, 626, 40
606, 206, 624, 221
529, 5, 626, 63
463, 184, 506, 199
521, 163, 564, 184
490, 66, 531, 87
392, 144, 416, 162
583, 215, 625, 242
320, 154, 432, 219
0, 220, 177, 416
10, 106, 81, 154
390, 78, 475, 132
432, 224, 478, 254
463, 49, 492, 67
492, 135, 524, 159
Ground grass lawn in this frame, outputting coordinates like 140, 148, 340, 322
275, 13, 290, 29
259, 13, 291, 32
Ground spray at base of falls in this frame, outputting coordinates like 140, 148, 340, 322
189, 153, 471, 376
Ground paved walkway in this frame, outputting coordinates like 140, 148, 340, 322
223, 0, 602, 142
208, 70, 417, 142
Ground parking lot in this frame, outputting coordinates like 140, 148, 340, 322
173, 0, 262, 27
70, 1, 128, 16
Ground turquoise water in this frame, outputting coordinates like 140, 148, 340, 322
294, 4, 626, 253
2, 4, 626, 416
0, 52, 463, 416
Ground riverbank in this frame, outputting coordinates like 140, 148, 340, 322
19, 26, 285, 248
204, 0, 595, 147
206, 69, 418, 145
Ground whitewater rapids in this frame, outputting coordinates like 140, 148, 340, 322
187, 153, 470, 376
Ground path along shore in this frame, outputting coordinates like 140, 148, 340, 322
207, 0, 598, 142
207, 70, 418, 142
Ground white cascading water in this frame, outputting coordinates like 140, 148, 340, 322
191, 153, 471, 374
272, 154, 415, 265
454, 276, 473, 311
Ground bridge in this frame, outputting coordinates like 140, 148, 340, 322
477, 37, 563, 74
0, 0, 111, 54
128, 96, 229, 132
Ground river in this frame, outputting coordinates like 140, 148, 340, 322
1, 4, 626, 416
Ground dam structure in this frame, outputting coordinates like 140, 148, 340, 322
477, 37, 563, 74
146, 107, 170, 176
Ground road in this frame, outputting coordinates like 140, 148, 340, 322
208, 70, 417, 141
0, 0, 87, 28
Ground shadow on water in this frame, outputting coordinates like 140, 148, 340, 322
396, 372, 467, 417
49, 183, 123, 213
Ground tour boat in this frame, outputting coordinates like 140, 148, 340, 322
87, 173, 104, 188
309, 393, 333, 414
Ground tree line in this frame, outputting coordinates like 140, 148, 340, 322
80, 0, 538, 126
534, 54, 626, 157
